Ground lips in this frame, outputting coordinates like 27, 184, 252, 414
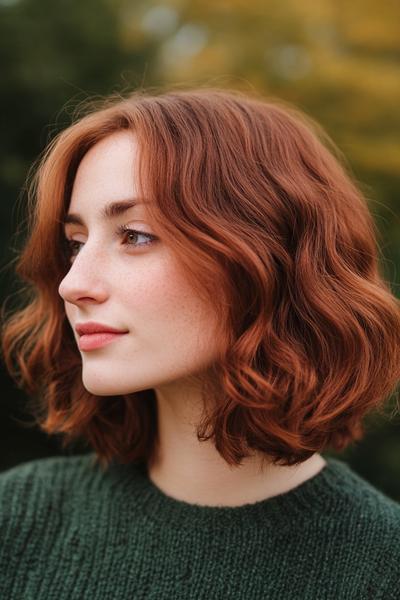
75, 322, 129, 351
78, 331, 127, 351
75, 321, 128, 336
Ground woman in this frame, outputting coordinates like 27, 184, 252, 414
0, 87, 399, 599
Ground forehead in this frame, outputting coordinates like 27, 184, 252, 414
68, 131, 141, 216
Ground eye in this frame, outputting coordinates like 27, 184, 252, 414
116, 225, 157, 249
63, 226, 157, 260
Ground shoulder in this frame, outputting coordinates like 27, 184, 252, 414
0, 451, 96, 485
326, 457, 400, 525
324, 458, 400, 598
0, 452, 97, 522
0, 452, 114, 596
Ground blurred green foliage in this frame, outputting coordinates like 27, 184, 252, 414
0, 0, 399, 497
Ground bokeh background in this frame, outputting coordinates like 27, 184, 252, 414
1, 0, 399, 499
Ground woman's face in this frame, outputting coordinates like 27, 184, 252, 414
58, 130, 221, 396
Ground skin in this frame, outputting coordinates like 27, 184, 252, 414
58, 130, 326, 507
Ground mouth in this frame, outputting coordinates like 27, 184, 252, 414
78, 331, 128, 351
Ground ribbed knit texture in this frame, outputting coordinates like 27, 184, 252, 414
0, 452, 399, 599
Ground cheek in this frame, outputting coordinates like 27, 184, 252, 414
120, 256, 221, 363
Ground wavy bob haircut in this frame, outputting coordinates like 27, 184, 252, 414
2, 87, 400, 470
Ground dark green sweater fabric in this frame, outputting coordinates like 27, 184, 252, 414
0, 452, 399, 599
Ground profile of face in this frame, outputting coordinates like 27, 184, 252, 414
58, 131, 221, 396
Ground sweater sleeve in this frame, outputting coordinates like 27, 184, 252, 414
0, 457, 60, 595
374, 498, 400, 599
382, 571, 400, 600
0, 458, 41, 529
379, 547, 400, 599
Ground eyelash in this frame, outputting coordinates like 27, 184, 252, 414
64, 225, 157, 258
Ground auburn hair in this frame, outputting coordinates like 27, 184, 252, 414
1, 87, 400, 470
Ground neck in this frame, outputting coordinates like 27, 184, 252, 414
147, 380, 327, 507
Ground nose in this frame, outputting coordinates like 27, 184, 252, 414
58, 242, 108, 305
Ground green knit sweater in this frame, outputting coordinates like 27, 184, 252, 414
0, 452, 399, 599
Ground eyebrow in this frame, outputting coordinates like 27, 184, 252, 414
63, 198, 145, 227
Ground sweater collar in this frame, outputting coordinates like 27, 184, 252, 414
105, 456, 355, 531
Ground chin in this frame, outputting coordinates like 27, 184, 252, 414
81, 373, 148, 397
82, 383, 119, 396
81, 375, 123, 396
